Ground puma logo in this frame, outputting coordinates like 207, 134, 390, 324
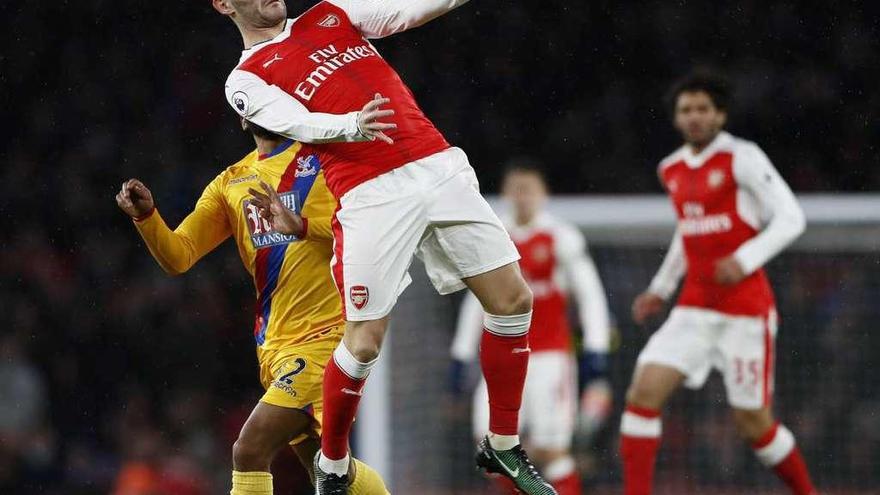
263, 53, 283, 68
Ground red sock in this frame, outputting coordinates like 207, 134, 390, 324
551, 471, 582, 495
753, 423, 817, 495
620, 405, 662, 495
544, 456, 581, 495
774, 449, 817, 495
480, 330, 529, 436
320, 356, 366, 460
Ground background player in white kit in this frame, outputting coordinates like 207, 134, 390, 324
211, 1, 557, 494
451, 162, 613, 495
619, 72, 818, 495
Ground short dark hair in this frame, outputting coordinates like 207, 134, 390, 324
667, 71, 731, 113
243, 119, 283, 141
503, 156, 547, 183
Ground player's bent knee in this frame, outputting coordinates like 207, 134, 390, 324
346, 332, 382, 362
510, 284, 534, 314
470, 265, 534, 316
336, 337, 380, 378
625, 380, 664, 410
349, 341, 380, 363
484, 285, 533, 317
232, 436, 273, 471
344, 320, 387, 363
732, 408, 774, 441
624, 364, 684, 410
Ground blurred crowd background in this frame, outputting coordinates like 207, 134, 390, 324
1, 0, 878, 493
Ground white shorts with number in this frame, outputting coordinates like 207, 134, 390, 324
331, 147, 520, 321
472, 350, 577, 450
636, 306, 778, 410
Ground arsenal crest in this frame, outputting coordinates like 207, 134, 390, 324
708, 169, 726, 189
318, 14, 340, 28
350, 285, 369, 310
531, 244, 551, 263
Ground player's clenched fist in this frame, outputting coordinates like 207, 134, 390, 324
632, 291, 666, 325
248, 181, 305, 237
357, 93, 397, 144
116, 179, 155, 220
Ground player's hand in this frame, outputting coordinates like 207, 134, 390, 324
116, 179, 155, 220
632, 291, 666, 325
357, 93, 396, 144
248, 181, 305, 237
715, 256, 747, 285
576, 378, 613, 442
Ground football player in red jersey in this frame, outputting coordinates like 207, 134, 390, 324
211, 1, 556, 494
451, 162, 614, 495
620, 72, 818, 495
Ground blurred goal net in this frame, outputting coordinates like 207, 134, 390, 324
355, 194, 880, 495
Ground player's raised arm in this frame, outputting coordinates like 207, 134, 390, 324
730, 144, 806, 276
226, 71, 397, 144
329, 0, 471, 39
116, 178, 231, 275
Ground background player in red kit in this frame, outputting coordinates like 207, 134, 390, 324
451, 162, 613, 495
211, 1, 556, 494
620, 73, 818, 495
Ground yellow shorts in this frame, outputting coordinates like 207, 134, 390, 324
257, 330, 340, 445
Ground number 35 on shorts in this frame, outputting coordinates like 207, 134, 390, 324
732, 358, 761, 387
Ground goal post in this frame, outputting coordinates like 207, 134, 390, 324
355, 194, 880, 494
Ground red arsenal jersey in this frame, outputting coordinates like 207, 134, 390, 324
653, 132, 805, 317
513, 227, 573, 352
227, 1, 450, 197
451, 213, 613, 360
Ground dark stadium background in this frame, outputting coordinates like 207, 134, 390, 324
1, 1, 878, 494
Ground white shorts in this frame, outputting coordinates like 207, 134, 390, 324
636, 306, 778, 410
331, 147, 520, 321
472, 350, 577, 450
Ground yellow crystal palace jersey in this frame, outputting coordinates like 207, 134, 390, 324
135, 140, 343, 350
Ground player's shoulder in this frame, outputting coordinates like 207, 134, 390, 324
538, 212, 576, 233
724, 132, 765, 157
726, 134, 774, 176
291, 1, 353, 33
225, 64, 265, 114
302, 0, 344, 17
316, 0, 347, 14
226, 66, 253, 85
538, 213, 586, 249
657, 145, 689, 173
214, 150, 261, 188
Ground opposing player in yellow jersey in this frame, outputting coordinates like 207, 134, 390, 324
115, 120, 389, 495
